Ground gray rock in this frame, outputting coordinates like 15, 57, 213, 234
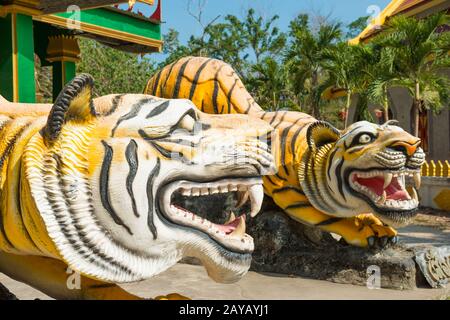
175, 193, 426, 290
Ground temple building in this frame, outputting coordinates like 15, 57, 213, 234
349, 0, 450, 162
0, 0, 162, 103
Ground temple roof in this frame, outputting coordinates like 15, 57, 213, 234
349, 0, 450, 44
0, 0, 162, 53
0, 1, 154, 14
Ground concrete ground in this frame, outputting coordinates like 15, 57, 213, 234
0, 214, 448, 300
0, 263, 448, 300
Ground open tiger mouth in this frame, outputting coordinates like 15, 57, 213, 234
159, 177, 263, 253
349, 169, 420, 212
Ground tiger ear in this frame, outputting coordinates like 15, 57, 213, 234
43, 74, 97, 143
307, 121, 340, 152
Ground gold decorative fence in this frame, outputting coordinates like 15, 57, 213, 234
421, 160, 450, 177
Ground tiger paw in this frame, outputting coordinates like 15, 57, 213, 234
153, 293, 190, 300
339, 214, 398, 248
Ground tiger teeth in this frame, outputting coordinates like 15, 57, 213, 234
229, 216, 246, 238
351, 170, 420, 210
181, 188, 191, 196
249, 184, 264, 217
413, 172, 421, 189
236, 190, 249, 208
383, 173, 392, 189
377, 191, 387, 204
163, 178, 260, 253
411, 187, 418, 202
209, 187, 219, 194
226, 212, 236, 224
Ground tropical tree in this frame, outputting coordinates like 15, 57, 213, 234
77, 38, 156, 96
375, 13, 450, 136
285, 14, 342, 118
365, 45, 398, 122
323, 43, 372, 127
228, 8, 286, 64
249, 56, 290, 110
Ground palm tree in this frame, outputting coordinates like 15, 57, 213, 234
323, 43, 371, 127
365, 45, 398, 123
375, 13, 450, 136
285, 14, 342, 118
249, 56, 290, 110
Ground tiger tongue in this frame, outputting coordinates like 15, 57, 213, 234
215, 215, 246, 235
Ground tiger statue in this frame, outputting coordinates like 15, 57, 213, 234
0, 74, 276, 299
145, 56, 426, 248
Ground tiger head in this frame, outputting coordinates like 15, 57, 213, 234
24, 75, 276, 284
299, 120, 425, 227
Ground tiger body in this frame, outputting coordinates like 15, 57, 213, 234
0, 74, 276, 299
146, 56, 426, 247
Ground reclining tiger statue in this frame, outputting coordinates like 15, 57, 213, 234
0, 74, 276, 299
145, 56, 426, 248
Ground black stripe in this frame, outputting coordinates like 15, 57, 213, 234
100, 141, 133, 235
111, 98, 154, 137
146, 100, 171, 118
279, 117, 310, 169
264, 175, 279, 187
151, 141, 184, 160
269, 112, 280, 125
138, 130, 191, 162
274, 172, 288, 181
290, 120, 314, 163
316, 217, 342, 226
309, 145, 333, 213
335, 158, 346, 201
273, 112, 288, 128
226, 78, 238, 113
0, 124, 29, 171
279, 125, 291, 168
161, 62, 178, 96
272, 186, 305, 195
0, 122, 15, 247
151, 69, 164, 94
157, 138, 201, 148
212, 73, 220, 114
244, 98, 253, 114
125, 139, 140, 218
51, 154, 133, 276
327, 148, 338, 180
285, 201, 311, 210
201, 99, 205, 112
103, 94, 124, 117
173, 58, 192, 97
347, 145, 365, 154
146, 158, 160, 239
189, 58, 213, 100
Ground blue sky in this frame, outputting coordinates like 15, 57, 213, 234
160, 0, 391, 41
128, 0, 392, 59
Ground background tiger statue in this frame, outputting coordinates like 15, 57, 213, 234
0, 74, 276, 300
145, 56, 426, 248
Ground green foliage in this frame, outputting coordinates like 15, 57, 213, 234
34, 9, 448, 133
284, 14, 342, 118
374, 13, 450, 135
346, 16, 369, 39
77, 38, 156, 97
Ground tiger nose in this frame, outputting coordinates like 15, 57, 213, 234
391, 140, 421, 156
